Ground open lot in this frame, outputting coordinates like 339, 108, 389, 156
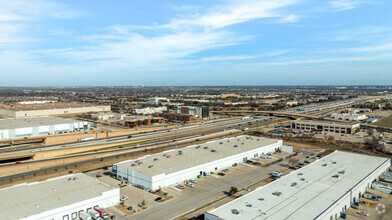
88, 148, 319, 220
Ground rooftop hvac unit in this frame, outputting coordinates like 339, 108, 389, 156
233, 145, 238, 148
227, 140, 230, 142
241, 143, 244, 145
131, 164, 136, 167
211, 149, 216, 152
148, 165, 153, 168
257, 139, 260, 141
237, 139, 240, 141
196, 146, 201, 149
219, 142, 223, 144
203, 146, 208, 149
153, 158, 159, 161
178, 151, 183, 155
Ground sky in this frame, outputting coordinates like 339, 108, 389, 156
0, 0, 391, 86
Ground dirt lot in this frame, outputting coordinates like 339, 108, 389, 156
375, 114, 392, 128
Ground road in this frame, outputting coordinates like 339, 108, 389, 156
0, 116, 277, 162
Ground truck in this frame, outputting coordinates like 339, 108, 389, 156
372, 182, 392, 194
88, 210, 101, 220
94, 207, 108, 219
80, 137, 94, 142
363, 192, 379, 201
79, 211, 92, 220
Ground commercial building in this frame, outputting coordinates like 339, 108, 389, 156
0, 102, 111, 118
0, 117, 90, 140
159, 113, 197, 122
113, 135, 283, 191
177, 106, 209, 119
133, 106, 167, 115
291, 120, 360, 134
205, 151, 390, 220
221, 94, 237, 98
0, 173, 120, 220
89, 112, 130, 120
122, 116, 163, 127
331, 109, 368, 122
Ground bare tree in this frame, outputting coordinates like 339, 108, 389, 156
288, 158, 299, 167
367, 129, 374, 136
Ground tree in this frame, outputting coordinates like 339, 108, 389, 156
288, 158, 299, 167
141, 199, 146, 207
229, 186, 238, 195
327, 135, 335, 141
367, 129, 374, 136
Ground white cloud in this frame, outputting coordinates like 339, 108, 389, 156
328, 0, 372, 11
200, 55, 255, 62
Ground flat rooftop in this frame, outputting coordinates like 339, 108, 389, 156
0, 116, 85, 130
116, 135, 280, 176
294, 120, 358, 126
0, 102, 108, 111
206, 151, 390, 220
0, 173, 116, 220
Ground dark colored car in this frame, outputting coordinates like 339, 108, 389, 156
15, 161, 22, 164
155, 197, 163, 202
127, 135, 132, 138
218, 172, 225, 176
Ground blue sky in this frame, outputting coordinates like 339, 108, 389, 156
0, 0, 391, 86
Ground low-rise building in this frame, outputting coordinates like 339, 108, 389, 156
0, 173, 120, 220
0, 102, 110, 118
159, 113, 196, 122
113, 135, 283, 191
205, 151, 390, 220
291, 120, 360, 134
133, 106, 167, 115
0, 117, 90, 140
331, 109, 368, 121
177, 106, 209, 119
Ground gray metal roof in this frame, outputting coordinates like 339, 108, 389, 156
206, 151, 390, 220
0, 173, 116, 220
0, 116, 85, 130
116, 135, 280, 176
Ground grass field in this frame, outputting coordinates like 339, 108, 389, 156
374, 114, 392, 128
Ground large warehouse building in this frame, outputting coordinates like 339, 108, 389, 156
0, 102, 110, 118
205, 151, 390, 220
114, 135, 283, 191
0, 117, 90, 140
0, 173, 120, 220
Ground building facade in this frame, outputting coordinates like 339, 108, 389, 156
113, 136, 283, 191
0, 117, 90, 140
291, 120, 360, 134
177, 106, 209, 119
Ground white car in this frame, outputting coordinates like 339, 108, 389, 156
30, 149, 37, 153
357, 211, 369, 216
121, 196, 128, 201
185, 183, 194, 187
243, 187, 250, 191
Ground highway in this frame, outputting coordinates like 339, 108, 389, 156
0, 116, 276, 162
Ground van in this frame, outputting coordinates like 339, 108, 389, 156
271, 171, 283, 178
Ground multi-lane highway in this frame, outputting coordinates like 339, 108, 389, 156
0, 116, 277, 162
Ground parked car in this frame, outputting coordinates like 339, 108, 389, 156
154, 197, 163, 202
218, 172, 225, 176
357, 211, 369, 216
15, 161, 22, 164
121, 196, 128, 201
189, 179, 197, 183
185, 183, 194, 187
243, 187, 250, 191
127, 135, 132, 138
271, 171, 283, 178
222, 169, 229, 172
176, 185, 184, 189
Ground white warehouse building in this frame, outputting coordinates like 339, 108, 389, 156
205, 151, 390, 220
0, 117, 90, 140
113, 135, 284, 191
0, 173, 120, 220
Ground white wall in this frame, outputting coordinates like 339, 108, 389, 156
118, 140, 283, 191
317, 159, 390, 220
21, 188, 120, 220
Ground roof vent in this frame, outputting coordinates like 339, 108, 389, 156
154, 158, 159, 161
231, 209, 240, 215
196, 146, 201, 149
131, 164, 136, 167
203, 146, 208, 149
258, 198, 264, 201
219, 142, 223, 144
148, 165, 153, 168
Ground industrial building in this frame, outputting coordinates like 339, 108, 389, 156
133, 106, 167, 115
205, 151, 390, 220
0, 173, 120, 220
291, 120, 360, 134
113, 135, 283, 191
177, 106, 209, 119
0, 102, 111, 118
0, 117, 90, 140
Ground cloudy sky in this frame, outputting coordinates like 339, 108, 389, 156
0, 0, 391, 86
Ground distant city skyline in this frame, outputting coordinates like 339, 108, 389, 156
0, 0, 391, 86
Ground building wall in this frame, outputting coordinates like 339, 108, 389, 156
0, 121, 89, 140
316, 159, 390, 220
116, 141, 282, 191
291, 121, 359, 134
6, 106, 111, 118
20, 188, 120, 220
